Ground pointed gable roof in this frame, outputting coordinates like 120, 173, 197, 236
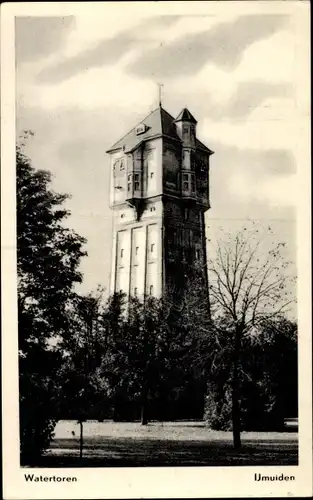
106, 106, 181, 153
106, 105, 213, 155
174, 108, 197, 124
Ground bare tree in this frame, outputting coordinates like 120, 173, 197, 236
207, 223, 295, 448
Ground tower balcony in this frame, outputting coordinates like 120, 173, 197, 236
126, 171, 142, 206
181, 188, 197, 201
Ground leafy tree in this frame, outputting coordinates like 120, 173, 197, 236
203, 315, 297, 432
205, 224, 295, 447
100, 296, 163, 424
56, 288, 114, 457
241, 316, 297, 430
17, 136, 87, 463
98, 294, 198, 424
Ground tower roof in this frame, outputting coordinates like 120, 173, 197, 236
174, 108, 197, 124
106, 107, 180, 153
106, 106, 212, 154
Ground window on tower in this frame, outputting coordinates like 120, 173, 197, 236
120, 249, 124, 258
182, 173, 189, 191
191, 174, 196, 193
135, 246, 139, 255
127, 174, 132, 193
149, 285, 154, 296
134, 288, 138, 297
134, 173, 140, 191
182, 172, 196, 195
150, 243, 155, 253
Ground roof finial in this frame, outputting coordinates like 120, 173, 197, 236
157, 82, 164, 107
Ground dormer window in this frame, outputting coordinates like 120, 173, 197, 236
136, 124, 146, 135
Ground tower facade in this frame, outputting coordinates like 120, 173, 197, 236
107, 106, 213, 301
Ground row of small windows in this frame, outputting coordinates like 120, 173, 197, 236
127, 173, 155, 193
132, 285, 154, 297
120, 241, 200, 259
120, 243, 155, 258
118, 170, 199, 194
119, 286, 154, 296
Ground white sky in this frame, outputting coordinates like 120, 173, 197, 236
15, 3, 309, 311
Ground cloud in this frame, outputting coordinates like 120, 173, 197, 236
217, 81, 293, 119
163, 80, 293, 121
15, 16, 76, 64
37, 31, 137, 83
36, 16, 182, 84
126, 14, 289, 80
209, 141, 296, 215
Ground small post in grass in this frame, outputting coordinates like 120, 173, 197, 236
79, 420, 84, 459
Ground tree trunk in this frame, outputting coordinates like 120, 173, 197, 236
232, 329, 241, 449
141, 382, 148, 425
79, 421, 83, 459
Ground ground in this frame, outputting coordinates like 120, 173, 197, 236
29, 420, 298, 467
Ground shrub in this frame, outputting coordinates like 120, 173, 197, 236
204, 384, 232, 430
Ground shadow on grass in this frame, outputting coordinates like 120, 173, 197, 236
22, 436, 298, 468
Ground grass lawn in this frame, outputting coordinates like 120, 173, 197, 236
28, 420, 298, 468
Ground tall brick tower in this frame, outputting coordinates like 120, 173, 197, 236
106, 105, 213, 301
